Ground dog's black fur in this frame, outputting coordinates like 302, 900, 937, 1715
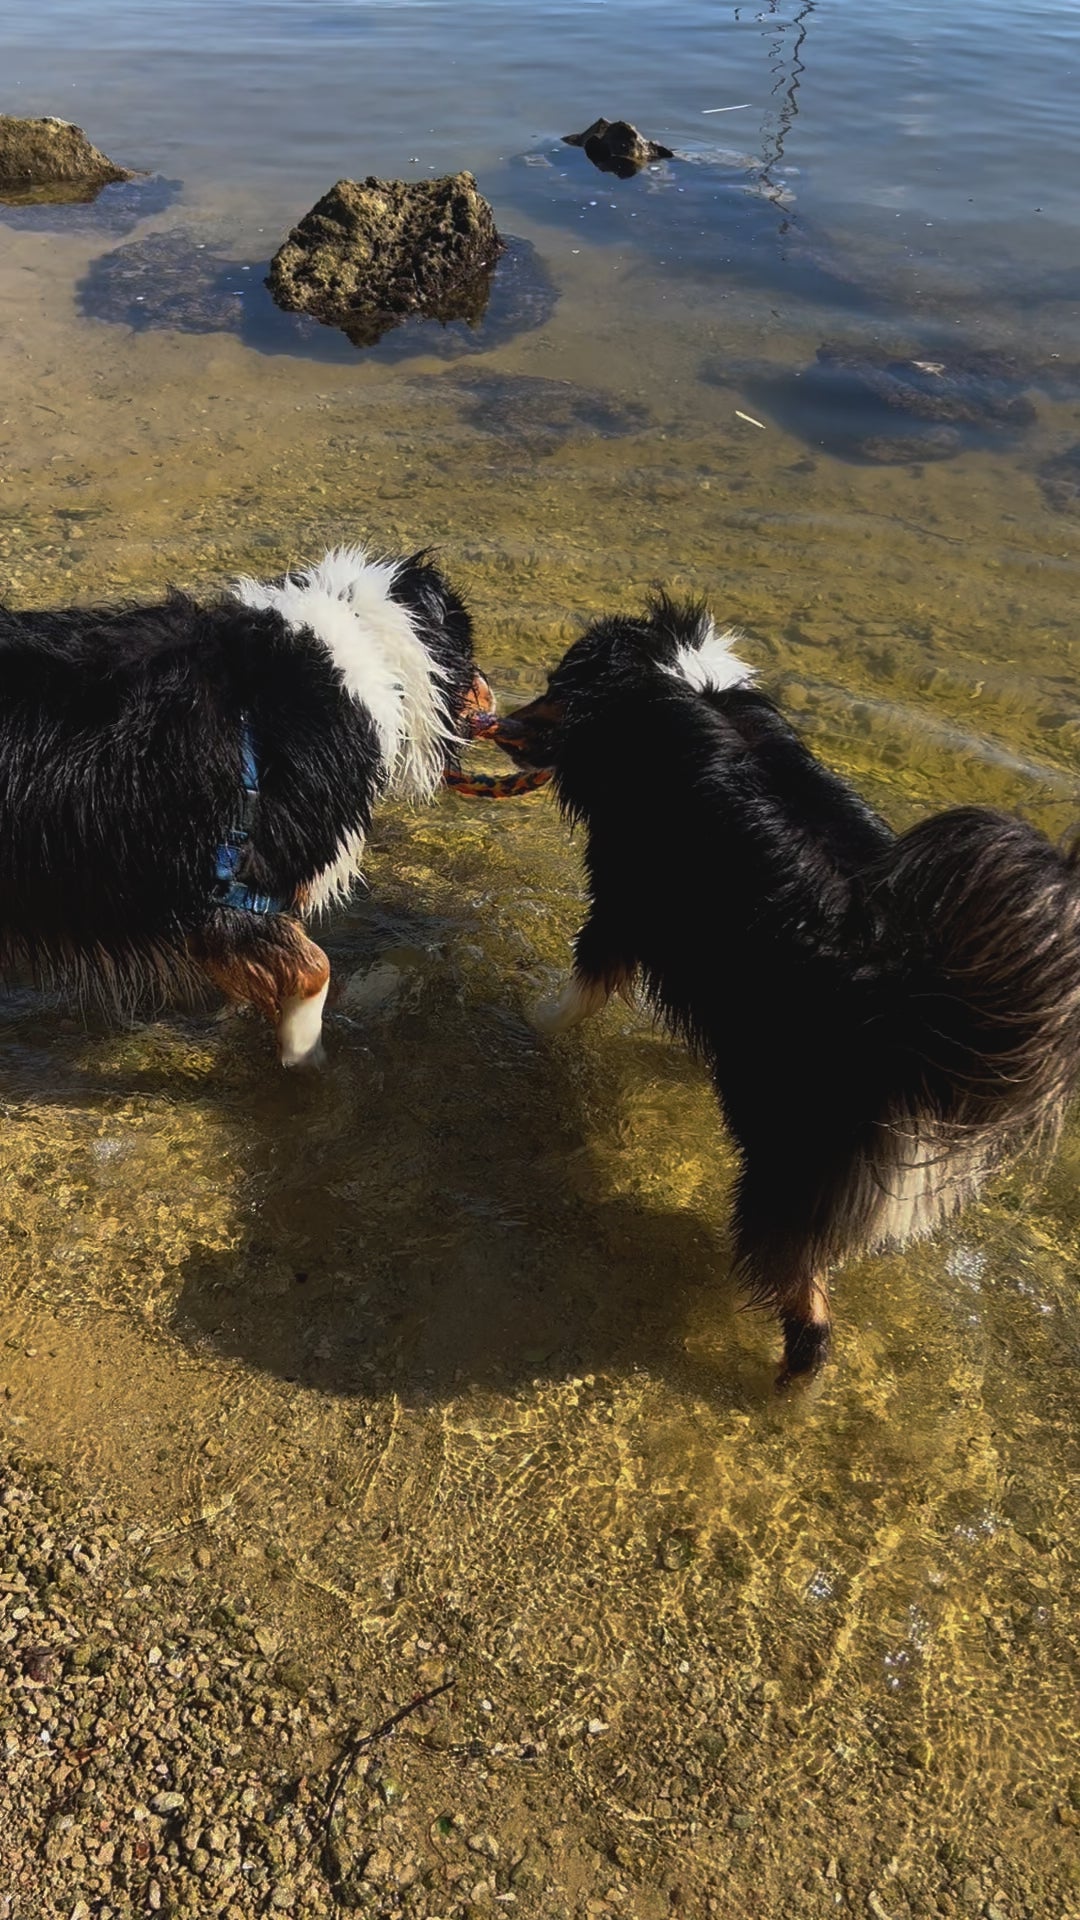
499, 597, 1080, 1383
0, 551, 478, 1057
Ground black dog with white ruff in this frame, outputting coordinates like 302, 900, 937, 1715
0, 547, 487, 1067
497, 597, 1080, 1385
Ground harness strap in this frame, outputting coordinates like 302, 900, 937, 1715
213, 718, 288, 916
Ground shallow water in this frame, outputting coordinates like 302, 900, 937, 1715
1, 1, 1079, 1911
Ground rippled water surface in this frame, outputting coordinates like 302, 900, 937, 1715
1, 1, 1079, 1912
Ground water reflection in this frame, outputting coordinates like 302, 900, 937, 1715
0, 172, 180, 234
757, 0, 815, 228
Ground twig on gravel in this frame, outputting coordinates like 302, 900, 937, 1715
323, 1680, 455, 1831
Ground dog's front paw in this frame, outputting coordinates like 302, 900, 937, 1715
528, 973, 611, 1036
280, 1038, 327, 1071
529, 993, 570, 1036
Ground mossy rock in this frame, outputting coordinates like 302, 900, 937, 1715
0, 115, 131, 189
563, 118, 674, 179
267, 171, 504, 348
0, 116, 176, 234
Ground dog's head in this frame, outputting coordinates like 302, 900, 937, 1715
387, 550, 494, 727
496, 595, 735, 770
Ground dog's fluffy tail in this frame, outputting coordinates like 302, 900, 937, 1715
734, 806, 1080, 1346
880, 805, 1080, 1143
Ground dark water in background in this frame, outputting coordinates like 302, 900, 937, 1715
1, 8, 1079, 1911
4, 0, 1079, 279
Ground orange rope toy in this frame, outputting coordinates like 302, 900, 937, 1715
444, 711, 553, 799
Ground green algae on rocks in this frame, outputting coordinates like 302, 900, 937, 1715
267, 171, 505, 348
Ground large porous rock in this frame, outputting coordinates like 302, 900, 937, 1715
267, 172, 504, 348
0, 115, 132, 191
563, 118, 674, 178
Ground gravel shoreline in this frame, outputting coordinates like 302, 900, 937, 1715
4, 1441, 1079, 1920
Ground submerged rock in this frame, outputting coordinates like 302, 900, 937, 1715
812, 341, 1035, 432
450, 371, 649, 452
708, 339, 1039, 463
78, 226, 556, 362
563, 117, 674, 179
1037, 442, 1080, 514
0, 114, 131, 195
79, 230, 252, 334
266, 172, 504, 348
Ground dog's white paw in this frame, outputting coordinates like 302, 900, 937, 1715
280, 1038, 327, 1071
529, 994, 569, 1036
529, 974, 610, 1036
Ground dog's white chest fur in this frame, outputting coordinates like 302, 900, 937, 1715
233, 547, 455, 913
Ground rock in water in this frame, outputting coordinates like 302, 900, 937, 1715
563, 118, 674, 178
266, 172, 504, 348
0, 115, 132, 193
79, 228, 556, 363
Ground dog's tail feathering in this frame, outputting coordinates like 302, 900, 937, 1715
882, 804, 1080, 1143
734, 805, 1080, 1383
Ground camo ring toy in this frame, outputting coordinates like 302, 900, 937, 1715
444, 711, 553, 799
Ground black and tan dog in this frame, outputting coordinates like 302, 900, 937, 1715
0, 545, 490, 1067
496, 596, 1080, 1384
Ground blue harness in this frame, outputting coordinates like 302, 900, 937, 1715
213, 720, 287, 916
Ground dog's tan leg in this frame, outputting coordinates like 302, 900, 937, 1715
277, 962, 331, 1069
194, 922, 331, 1069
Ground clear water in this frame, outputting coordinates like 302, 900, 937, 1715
1, 2, 1079, 1912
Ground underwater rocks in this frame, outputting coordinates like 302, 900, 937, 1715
79, 230, 254, 334
0, 114, 132, 195
266, 172, 504, 348
450, 371, 650, 451
563, 118, 674, 178
1037, 443, 1080, 514
711, 340, 1039, 463
79, 227, 556, 362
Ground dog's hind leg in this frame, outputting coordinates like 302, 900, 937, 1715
732, 1166, 832, 1388
530, 916, 635, 1035
775, 1268, 832, 1388
193, 916, 331, 1069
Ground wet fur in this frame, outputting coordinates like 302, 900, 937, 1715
502, 597, 1080, 1382
0, 548, 476, 1059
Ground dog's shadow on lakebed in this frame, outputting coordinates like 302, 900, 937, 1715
168, 971, 756, 1409
1, 915, 754, 1406
170, 998, 757, 1420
